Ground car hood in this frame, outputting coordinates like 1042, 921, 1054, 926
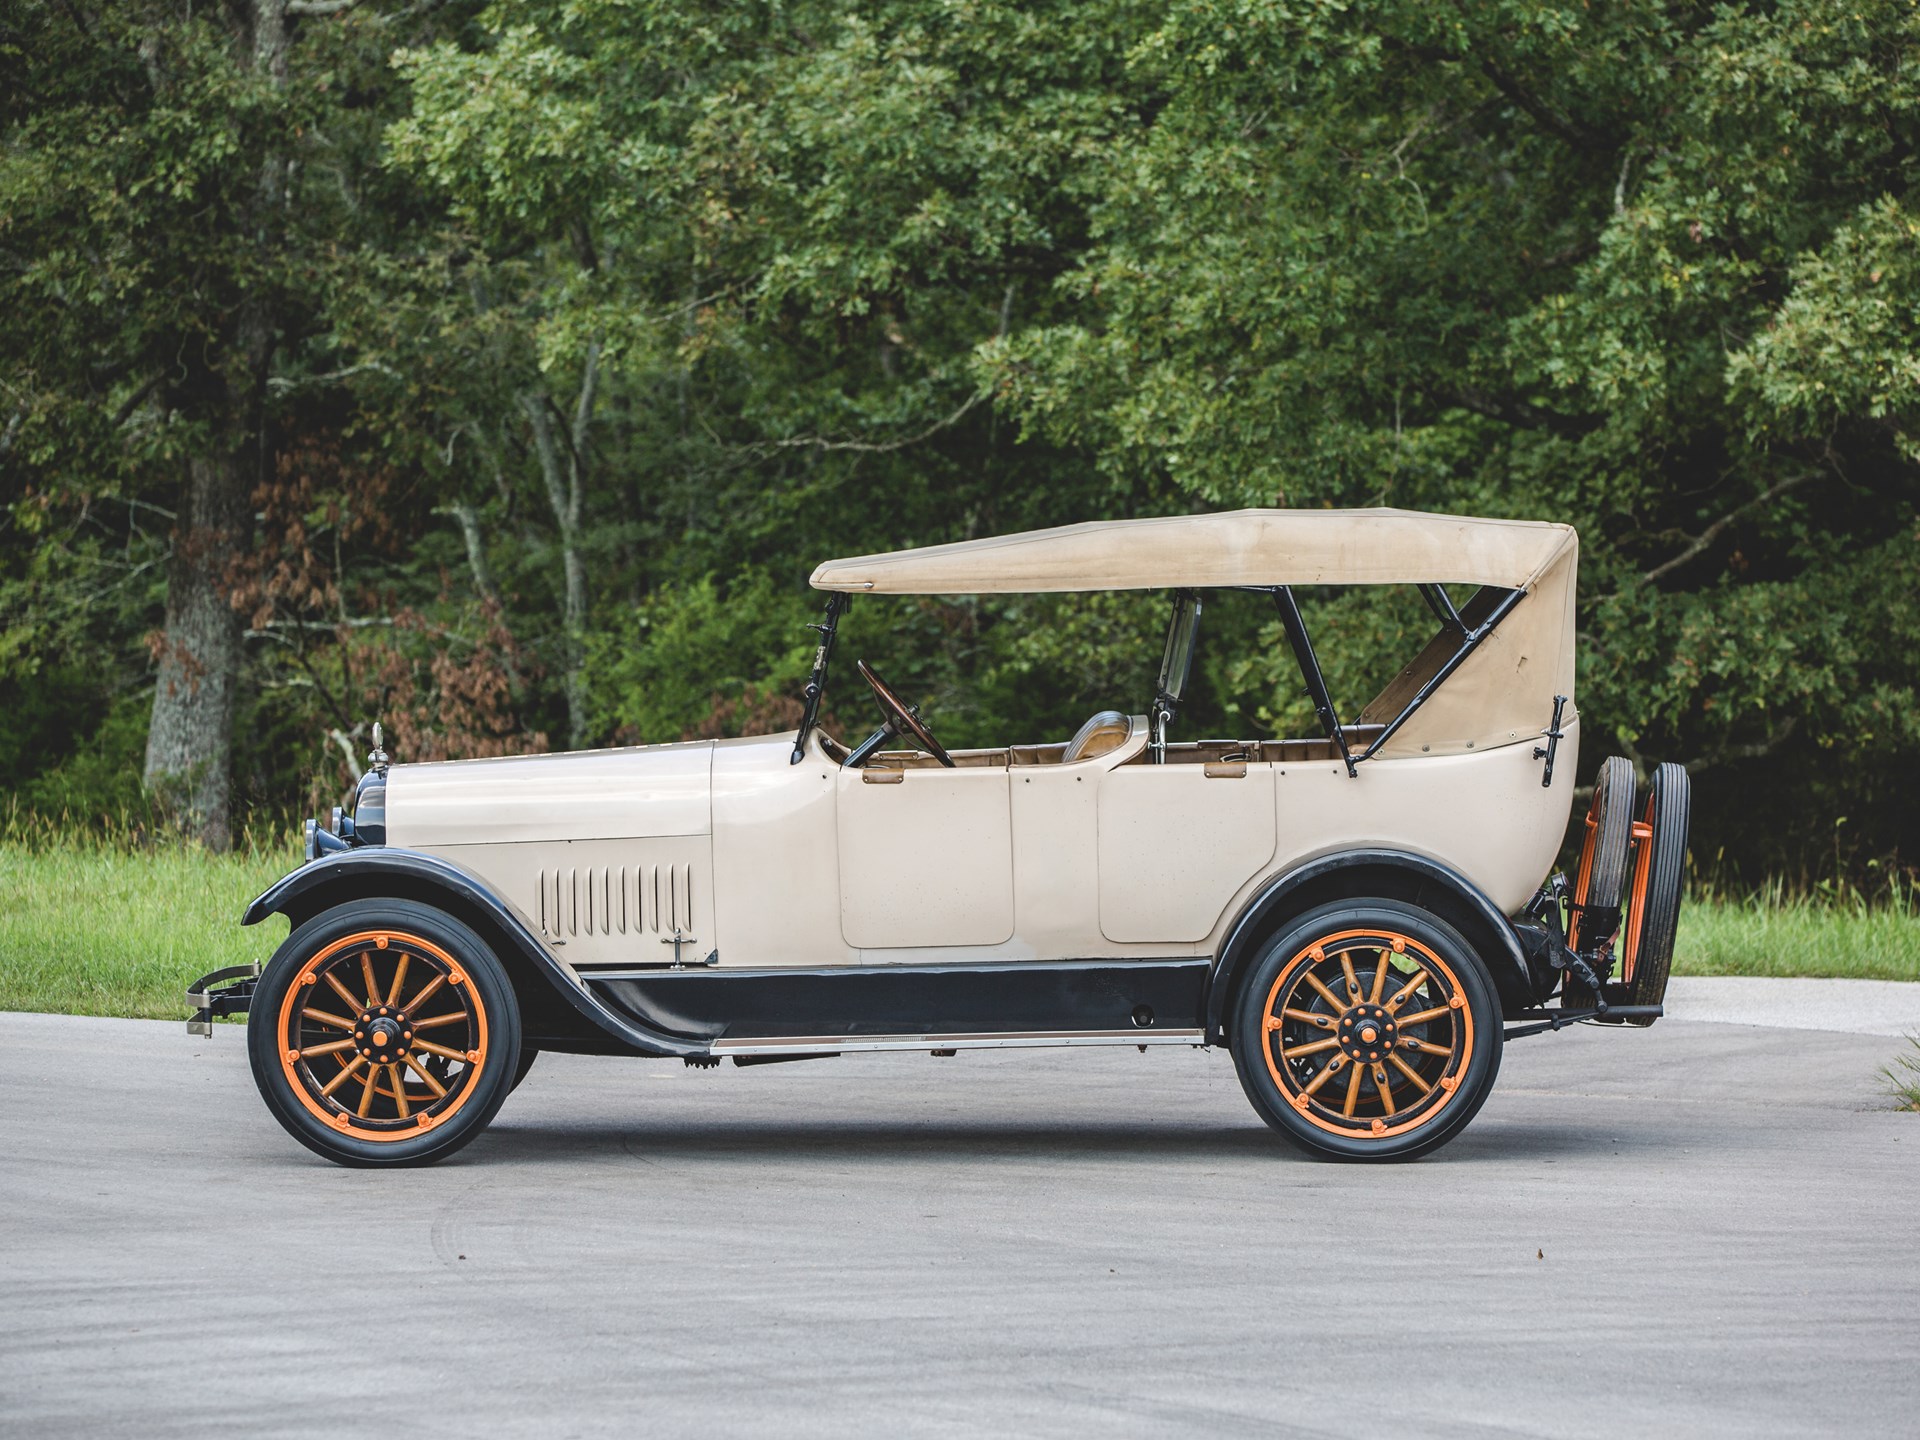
384, 739, 715, 848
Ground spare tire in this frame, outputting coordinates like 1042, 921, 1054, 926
1570, 755, 1636, 950
1621, 762, 1690, 1024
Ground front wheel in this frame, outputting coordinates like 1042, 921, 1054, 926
1231, 899, 1503, 1161
247, 899, 523, 1167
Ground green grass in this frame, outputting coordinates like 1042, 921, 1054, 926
0, 840, 1916, 1019
1673, 883, 1920, 983
0, 840, 295, 1019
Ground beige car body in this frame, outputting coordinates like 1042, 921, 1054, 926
384, 508, 1580, 993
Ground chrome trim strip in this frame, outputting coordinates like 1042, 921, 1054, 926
710, 1028, 1208, 1056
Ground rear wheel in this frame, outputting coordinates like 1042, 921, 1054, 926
247, 899, 522, 1167
1231, 899, 1503, 1161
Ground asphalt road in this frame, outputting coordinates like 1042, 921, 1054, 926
2, 1001, 1915, 1438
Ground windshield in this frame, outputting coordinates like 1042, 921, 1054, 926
1156, 590, 1201, 709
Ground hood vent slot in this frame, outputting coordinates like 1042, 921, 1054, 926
538, 862, 694, 939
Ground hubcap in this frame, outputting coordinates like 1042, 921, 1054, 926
1337, 1003, 1397, 1063
360, 1014, 407, 1064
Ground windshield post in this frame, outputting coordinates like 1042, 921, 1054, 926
1150, 590, 1202, 764
790, 591, 848, 764
1269, 587, 1356, 778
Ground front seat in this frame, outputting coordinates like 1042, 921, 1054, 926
1063, 710, 1132, 763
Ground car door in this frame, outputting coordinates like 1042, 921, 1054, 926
834, 765, 1015, 951
1095, 759, 1277, 943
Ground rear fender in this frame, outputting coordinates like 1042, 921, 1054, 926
242, 848, 699, 1057
1207, 849, 1546, 1040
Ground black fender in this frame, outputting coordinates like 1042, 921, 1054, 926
1205, 849, 1544, 1041
242, 848, 702, 1058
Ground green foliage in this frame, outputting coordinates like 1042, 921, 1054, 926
4, 0, 1920, 883
588, 575, 818, 743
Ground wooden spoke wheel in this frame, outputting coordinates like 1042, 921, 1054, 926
1569, 755, 1636, 952
1232, 900, 1501, 1161
248, 900, 521, 1167
1617, 762, 1690, 1025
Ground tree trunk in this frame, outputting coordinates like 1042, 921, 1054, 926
144, 453, 249, 849
521, 336, 601, 752
142, 0, 286, 849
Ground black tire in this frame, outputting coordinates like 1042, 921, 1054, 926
1570, 755, 1636, 949
510, 1046, 539, 1093
1621, 762, 1690, 1024
1230, 898, 1503, 1162
247, 898, 523, 1168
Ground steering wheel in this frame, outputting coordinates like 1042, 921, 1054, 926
850, 660, 955, 768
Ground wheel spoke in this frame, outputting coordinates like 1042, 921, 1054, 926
1385, 971, 1429, 1012
1281, 1037, 1340, 1060
402, 973, 447, 1016
299, 1038, 357, 1059
320, 1055, 367, 1097
301, 1006, 358, 1031
1281, 1007, 1335, 1029
1373, 1064, 1396, 1116
1388, 1054, 1433, 1095
1303, 973, 1346, 1010
1301, 1054, 1346, 1097
1340, 953, 1364, 1003
385, 953, 411, 1009
411, 1037, 470, 1064
324, 972, 365, 1014
356, 1063, 380, 1118
1369, 949, 1392, 1003
389, 1066, 410, 1119
1399, 1035, 1452, 1057
1397, 1005, 1451, 1026
360, 952, 382, 1009
403, 1055, 448, 1098
408, 1011, 466, 1031
1341, 1062, 1364, 1118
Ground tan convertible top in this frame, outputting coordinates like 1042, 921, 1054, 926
814, 508, 1580, 760
809, 508, 1575, 594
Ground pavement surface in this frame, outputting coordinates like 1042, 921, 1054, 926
1, 990, 1916, 1439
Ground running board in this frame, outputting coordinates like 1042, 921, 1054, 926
710, 1028, 1208, 1057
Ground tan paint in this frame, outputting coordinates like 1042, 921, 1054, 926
711, 733, 848, 970
387, 740, 713, 848
396, 716, 1574, 969
429, 835, 715, 969
835, 764, 1014, 949
1097, 762, 1278, 943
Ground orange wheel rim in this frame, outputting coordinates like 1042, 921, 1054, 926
277, 930, 489, 1142
1259, 929, 1473, 1140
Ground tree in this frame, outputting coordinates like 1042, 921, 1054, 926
0, 0, 474, 845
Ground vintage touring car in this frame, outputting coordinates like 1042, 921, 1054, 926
189, 509, 1689, 1166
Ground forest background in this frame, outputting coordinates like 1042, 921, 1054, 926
5, 0, 1919, 904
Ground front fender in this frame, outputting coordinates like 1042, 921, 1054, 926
1206, 848, 1541, 1039
243, 848, 703, 1058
